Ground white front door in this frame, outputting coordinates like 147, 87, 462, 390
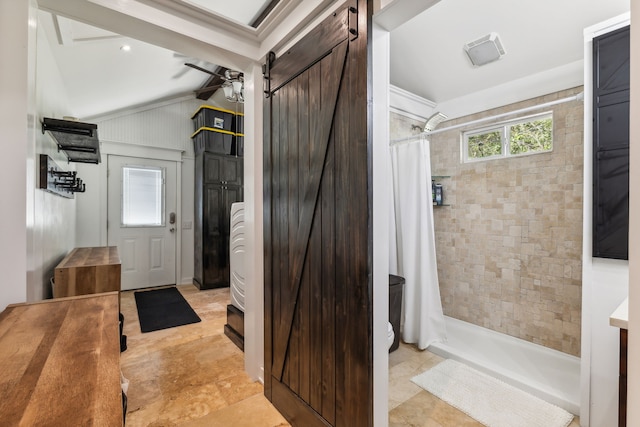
107, 155, 177, 290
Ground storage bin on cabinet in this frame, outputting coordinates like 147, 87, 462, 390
192, 127, 235, 155
191, 105, 235, 132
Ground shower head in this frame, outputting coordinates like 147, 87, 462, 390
424, 112, 448, 132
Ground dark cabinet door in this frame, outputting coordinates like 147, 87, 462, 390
204, 152, 243, 186
203, 184, 226, 286
195, 152, 244, 289
593, 26, 630, 260
201, 183, 243, 288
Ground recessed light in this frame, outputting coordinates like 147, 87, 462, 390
120, 44, 131, 52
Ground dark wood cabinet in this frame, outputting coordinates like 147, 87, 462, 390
593, 26, 630, 260
194, 151, 243, 290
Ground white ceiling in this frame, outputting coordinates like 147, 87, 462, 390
40, 11, 220, 119
390, 0, 630, 105
37, 0, 280, 119
39, 0, 630, 120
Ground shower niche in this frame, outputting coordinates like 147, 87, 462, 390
431, 175, 450, 207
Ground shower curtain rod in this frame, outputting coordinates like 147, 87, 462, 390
389, 92, 584, 146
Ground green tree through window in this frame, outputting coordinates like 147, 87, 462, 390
463, 113, 553, 162
468, 131, 502, 158
509, 117, 552, 155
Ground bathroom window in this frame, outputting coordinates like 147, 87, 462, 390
462, 112, 553, 163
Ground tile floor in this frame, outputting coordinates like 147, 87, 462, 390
121, 284, 580, 426
120, 284, 289, 427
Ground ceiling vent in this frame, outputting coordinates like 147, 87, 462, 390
464, 33, 506, 67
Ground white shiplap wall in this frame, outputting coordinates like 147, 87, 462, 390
93, 96, 204, 156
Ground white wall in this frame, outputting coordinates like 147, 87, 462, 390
581, 14, 630, 427
242, 62, 264, 382
0, 0, 30, 309
31, 19, 78, 301
0, 2, 80, 309
372, 20, 391, 427
627, 2, 639, 425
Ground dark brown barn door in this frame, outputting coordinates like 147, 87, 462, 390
263, 1, 372, 426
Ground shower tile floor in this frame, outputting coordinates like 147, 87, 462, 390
389, 342, 581, 426
120, 284, 578, 426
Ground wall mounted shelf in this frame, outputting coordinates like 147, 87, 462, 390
42, 117, 101, 164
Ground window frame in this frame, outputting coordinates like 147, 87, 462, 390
461, 111, 554, 163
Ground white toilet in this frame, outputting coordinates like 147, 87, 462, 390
387, 322, 395, 350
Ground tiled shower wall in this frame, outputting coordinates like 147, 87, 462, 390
430, 87, 583, 356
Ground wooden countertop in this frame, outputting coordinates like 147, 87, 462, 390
610, 297, 629, 330
56, 246, 120, 268
0, 292, 123, 426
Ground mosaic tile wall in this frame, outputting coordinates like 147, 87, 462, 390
429, 87, 584, 356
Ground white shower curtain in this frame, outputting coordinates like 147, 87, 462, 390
389, 137, 446, 350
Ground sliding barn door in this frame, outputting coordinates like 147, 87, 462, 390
263, 1, 372, 426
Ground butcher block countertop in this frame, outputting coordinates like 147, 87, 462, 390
0, 292, 122, 426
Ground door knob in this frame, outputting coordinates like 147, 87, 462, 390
170, 227, 175, 233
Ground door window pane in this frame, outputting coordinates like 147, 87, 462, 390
122, 166, 164, 226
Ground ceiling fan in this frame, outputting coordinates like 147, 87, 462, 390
185, 63, 245, 102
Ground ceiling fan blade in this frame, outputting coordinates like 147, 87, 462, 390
194, 84, 223, 94
185, 63, 225, 79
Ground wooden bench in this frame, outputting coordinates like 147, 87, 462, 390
54, 246, 121, 298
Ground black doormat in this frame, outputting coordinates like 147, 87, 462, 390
134, 287, 201, 333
